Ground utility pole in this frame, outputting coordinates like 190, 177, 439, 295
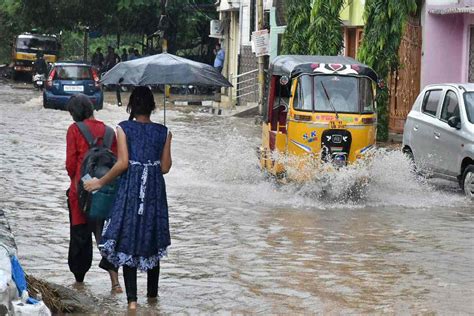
160, 0, 168, 53
83, 26, 89, 62
257, 0, 265, 115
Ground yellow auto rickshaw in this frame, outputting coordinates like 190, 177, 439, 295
260, 55, 379, 179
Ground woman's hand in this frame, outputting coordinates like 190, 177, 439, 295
84, 177, 102, 192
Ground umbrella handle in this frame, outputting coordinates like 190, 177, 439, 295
163, 87, 166, 125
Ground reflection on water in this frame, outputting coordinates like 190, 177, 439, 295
0, 84, 473, 314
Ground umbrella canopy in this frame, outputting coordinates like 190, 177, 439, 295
100, 53, 232, 87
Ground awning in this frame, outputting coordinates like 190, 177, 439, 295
429, 6, 474, 15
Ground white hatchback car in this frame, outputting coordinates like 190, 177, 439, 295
403, 83, 474, 199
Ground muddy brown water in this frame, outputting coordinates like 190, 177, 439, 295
0, 84, 473, 314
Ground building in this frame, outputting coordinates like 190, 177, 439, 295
421, 0, 474, 87
340, 0, 365, 59
212, 0, 285, 107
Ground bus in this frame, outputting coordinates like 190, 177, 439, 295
12, 33, 60, 78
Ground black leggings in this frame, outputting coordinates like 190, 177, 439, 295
123, 263, 160, 303
67, 191, 117, 282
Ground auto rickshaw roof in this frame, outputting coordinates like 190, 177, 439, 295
271, 55, 378, 82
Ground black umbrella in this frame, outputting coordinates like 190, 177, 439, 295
101, 52, 232, 87
101, 53, 231, 124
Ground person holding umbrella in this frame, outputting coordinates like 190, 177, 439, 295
84, 86, 172, 310
99, 52, 232, 122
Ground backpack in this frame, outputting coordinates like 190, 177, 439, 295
76, 122, 117, 218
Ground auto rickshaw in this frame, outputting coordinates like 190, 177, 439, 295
259, 55, 379, 180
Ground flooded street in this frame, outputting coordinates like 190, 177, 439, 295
0, 83, 473, 314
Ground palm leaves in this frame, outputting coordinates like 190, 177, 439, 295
281, 0, 311, 55
308, 0, 344, 55
282, 0, 345, 56
358, 0, 417, 141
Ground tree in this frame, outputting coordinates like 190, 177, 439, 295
0, 0, 217, 63
281, 0, 311, 55
358, 0, 417, 141
308, 0, 344, 55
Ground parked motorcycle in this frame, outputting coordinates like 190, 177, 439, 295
32, 73, 45, 91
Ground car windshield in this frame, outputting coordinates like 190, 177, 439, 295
295, 75, 374, 113
463, 92, 474, 124
16, 37, 58, 53
54, 66, 92, 80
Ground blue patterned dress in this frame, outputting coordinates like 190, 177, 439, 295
100, 120, 170, 271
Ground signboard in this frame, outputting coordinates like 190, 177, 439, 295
264, 0, 273, 10
252, 29, 270, 57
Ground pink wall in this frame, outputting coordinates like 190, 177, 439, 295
421, 11, 466, 87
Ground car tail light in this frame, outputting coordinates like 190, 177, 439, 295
361, 117, 376, 124
46, 68, 56, 89
91, 68, 100, 88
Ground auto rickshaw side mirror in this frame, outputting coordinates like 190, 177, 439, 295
280, 76, 289, 86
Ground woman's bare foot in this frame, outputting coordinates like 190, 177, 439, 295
128, 301, 137, 310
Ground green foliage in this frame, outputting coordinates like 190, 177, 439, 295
358, 0, 417, 141
281, 0, 311, 55
0, 0, 217, 64
308, 0, 344, 56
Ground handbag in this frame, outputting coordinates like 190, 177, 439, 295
87, 180, 118, 220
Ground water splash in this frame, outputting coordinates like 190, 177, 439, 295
192, 124, 468, 210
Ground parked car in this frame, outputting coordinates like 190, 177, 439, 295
403, 83, 474, 199
43, 62, 103, 110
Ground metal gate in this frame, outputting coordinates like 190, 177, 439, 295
389, 17, 422, 134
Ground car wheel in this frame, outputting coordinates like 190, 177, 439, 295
461, 165, 474, 199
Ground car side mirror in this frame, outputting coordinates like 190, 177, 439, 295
447, 116, 461, 129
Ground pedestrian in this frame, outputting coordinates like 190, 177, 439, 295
91, 47, 104, 70
128, 47, 137, 60
34, 51, 48, 76
213, 42, 225, 73
134, 49, 141, 59
84, 86, 172, 310
121, 48, 128, 62
65, 94, 122, 293
104, 46, 120, 72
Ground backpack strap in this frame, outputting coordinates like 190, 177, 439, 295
103, 126, 114, 149
75, 122, 95, 147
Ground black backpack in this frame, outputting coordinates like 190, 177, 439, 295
76, 122, 116, 213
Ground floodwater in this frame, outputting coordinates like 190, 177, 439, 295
0, 83, 473, 314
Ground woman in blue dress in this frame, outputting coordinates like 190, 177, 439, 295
84, 86, 172, 309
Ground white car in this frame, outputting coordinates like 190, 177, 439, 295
402, 83, 474, 199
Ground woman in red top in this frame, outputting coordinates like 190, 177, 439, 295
66, 94, 122, 292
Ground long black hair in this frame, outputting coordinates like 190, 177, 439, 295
67, 94, 94, 122
127, 86, 156, 120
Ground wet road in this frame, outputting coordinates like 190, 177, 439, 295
0, 83, 473, 314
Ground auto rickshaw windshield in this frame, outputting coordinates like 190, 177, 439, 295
294, 75, 374, 114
